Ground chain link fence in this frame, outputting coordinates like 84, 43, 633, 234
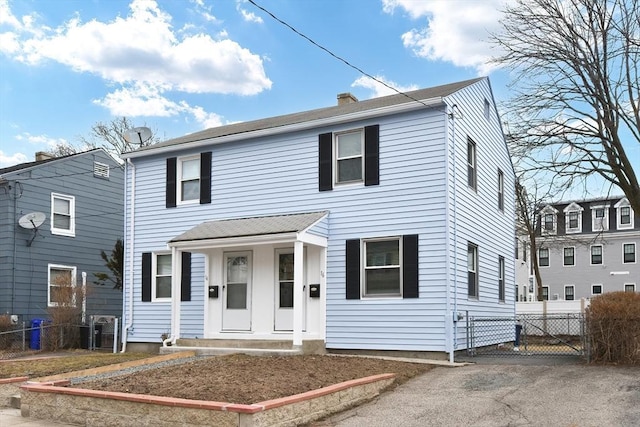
466, 313, 586, 358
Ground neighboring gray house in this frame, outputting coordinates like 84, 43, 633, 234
121, 77, 516, 360
532, 196, 639, 301
0, 149, 124, 325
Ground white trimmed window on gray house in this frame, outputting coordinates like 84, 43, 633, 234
623, 243, 636, 263
498, 256, 505, 302
363, 238, 401, 297
51, 193, 75, 237
563, 247, 575, 266
538, 247, 550, 267
564, 285, 575, 301
592, 284, 603, 295
592, 205, 609, 231
468, 243, 478, 298
153, 253, 172, 301
564, 202, 583, 233
625, 283, 636, 293
615, 198, 634, 229
48, 264, 76, 307
590, 245, 603, 265
467, 138, 477, 190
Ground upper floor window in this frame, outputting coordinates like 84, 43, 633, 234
498, 256, 505, 302
615, 198, 634, 230
563, 247, 575, 266
623, 243, 636, 263
540, 205, 558, 235
590, 245, 603, 265
51, 193, 75, 237
467, 138, 477, 190
363, 238, 401, 297
468, 243, 479, 298
591, 205, 609, 231
48, 264, 77, 307
335, 130, 363, 185
166, 152, 212, 208
539, 247, 550, 267
484, 98, 491, 120
497, 170, 504, 211
563, 202, 583, 233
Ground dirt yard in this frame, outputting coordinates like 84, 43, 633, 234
75, 354, 433, 404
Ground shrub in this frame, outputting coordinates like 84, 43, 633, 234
586, 291, 640, 365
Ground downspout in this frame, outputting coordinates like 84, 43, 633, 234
447, 105, 460, 364
11, 181, 19, 314
121, 159, 135, 352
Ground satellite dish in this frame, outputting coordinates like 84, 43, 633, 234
124, 127, 152, 146
18, 212, 46, 229
18, 212, 46, 247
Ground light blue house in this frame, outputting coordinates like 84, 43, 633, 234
121, 77, 515, 359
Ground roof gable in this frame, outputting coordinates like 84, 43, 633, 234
0, 148, 118, 179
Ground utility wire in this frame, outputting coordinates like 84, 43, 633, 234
247, 0, 431, 108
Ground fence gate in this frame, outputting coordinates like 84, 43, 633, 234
466, 313, 586, 358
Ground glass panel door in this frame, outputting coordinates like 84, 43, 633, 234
222, 252, 252, 331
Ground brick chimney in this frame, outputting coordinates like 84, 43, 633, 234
35, 151, 54, 161
337, 92, 358, 106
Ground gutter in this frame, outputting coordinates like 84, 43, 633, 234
121, 159, 135, 352
122, 98, 445, 160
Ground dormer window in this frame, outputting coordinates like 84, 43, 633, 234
563, 202, 583, 234
591, 205, 609, 232
540, 205, 558, 235
614, 198, 634, 230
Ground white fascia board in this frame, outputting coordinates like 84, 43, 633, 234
168, 232, 299, 251
297, 232, 327, 248
123, 98, 445, 160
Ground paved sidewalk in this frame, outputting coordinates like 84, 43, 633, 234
0, 408, 76, 426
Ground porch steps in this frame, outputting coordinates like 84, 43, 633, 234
160, 338, 305, 357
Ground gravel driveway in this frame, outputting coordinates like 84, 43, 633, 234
320, 362, 640, 426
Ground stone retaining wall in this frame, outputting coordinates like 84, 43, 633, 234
0, 377, 27, 407
20, 373, 395, 427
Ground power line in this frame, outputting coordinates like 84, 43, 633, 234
247, 0, 431, 108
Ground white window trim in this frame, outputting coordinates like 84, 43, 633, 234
623, 242, 636, 264
152, 252, 172, 302
498, 256, 505, 302
564, 284, 575, 301
50, 193, 76, 237
563, 246, 576, 267
591, 205, 610, 232
467, 138, 477, 191
624, 283, 636, 292
497, 170, 504, 212
540, 205, 558, 235
468, 243, 479, 298
614, 198, 634, 230
177, 155, 200, 205
542, 286, 549, 301
334, 129, 364, 187
563, 203, 583, 234
47, 263, 77, 307
362, 237, 402, 299
591, 284, 603, 295
590, 245, 603, 265
538, 247, 550, 268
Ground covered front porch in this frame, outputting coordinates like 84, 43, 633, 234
162, 211, 329, 353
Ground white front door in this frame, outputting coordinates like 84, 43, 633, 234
274, 249, 305, 331
222, 252, 252, 331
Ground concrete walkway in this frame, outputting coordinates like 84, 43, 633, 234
318, 363, 640, 426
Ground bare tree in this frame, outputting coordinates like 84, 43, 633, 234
49, 117, 160, 158
493, 0, 640, 213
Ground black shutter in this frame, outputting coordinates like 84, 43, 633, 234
200, 152, 212, 205
345, 239, 361, 299
181, 252, 192, 302
319, 132, 333, 191
142, 252, 152, 302
166, 158, 177, 208
364, 125, 379, 186
402, 234, 419, 298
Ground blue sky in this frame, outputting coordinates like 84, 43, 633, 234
0, 0, 510, 167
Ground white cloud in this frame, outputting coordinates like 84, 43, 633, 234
351, 75, 418, 98
0, 150, 28, 168
236, 0, 263, 24
0, 0, 21, 28
382, 0, 509, 75
94, 83, 224, 129
5, 0, 271, 95
14, 132, 68, 148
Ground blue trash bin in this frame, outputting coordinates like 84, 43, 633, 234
30, 318, 46, 350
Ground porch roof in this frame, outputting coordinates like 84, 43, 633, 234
168, 211, 329, 246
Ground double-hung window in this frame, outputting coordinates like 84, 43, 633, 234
498, 256, 505, 302
154, 253, 172, 300
363, 238, 401, 297
48, 264, 76, 307
625, 284, 636, 293
615, 198, 634, 229
166, 153, 212, 208
179, 157, 200, 203
542, 286, 549, 301
623, 243, 636, 263
543, 214, 554, 232
538, 248, 550, 267
468, 243, 478, 298
467, 138, 477, 190
564, 285, 575, 301
497, 170, 504, 211
592, 206, 609, 231
591, 245, 603, 265
563, 247, 575, 266
335, 130, 363, 185
51, 193, 75, 237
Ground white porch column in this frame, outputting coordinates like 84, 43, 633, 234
171, 247, 182, 342
293, 240, 304, 347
